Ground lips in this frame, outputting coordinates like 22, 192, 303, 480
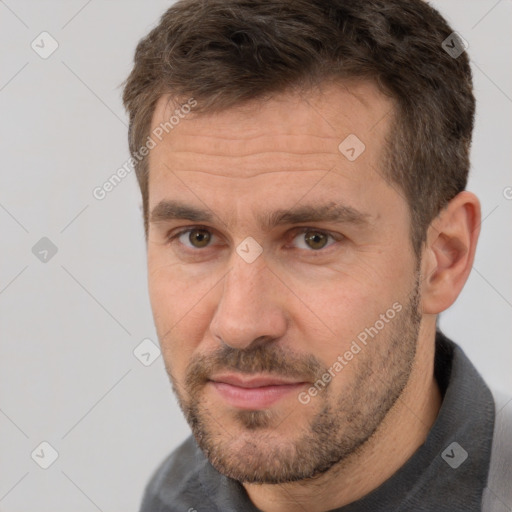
208, 373, 308, 410
210, 373, 305, 388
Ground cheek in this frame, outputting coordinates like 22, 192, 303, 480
148, 248, 198, 325
286, 260, 410, 360
147, 256, 216, 373
295, 286, 376, 355
149, 282, 196, 384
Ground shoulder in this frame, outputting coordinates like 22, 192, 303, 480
482, 388, 512, 512
489, 387, 512, 457
489, 387, 512, 438
139, 435, 211, 512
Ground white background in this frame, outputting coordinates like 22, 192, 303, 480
0, 1, 511, 511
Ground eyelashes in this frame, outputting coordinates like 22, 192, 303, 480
167, 225, 345, 255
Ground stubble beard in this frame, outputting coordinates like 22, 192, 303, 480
167, 276, 421, 484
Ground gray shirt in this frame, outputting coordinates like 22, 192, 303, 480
139, 331, 495, 511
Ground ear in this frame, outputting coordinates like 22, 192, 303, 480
421, 191, 481, 314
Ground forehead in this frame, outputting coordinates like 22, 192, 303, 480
146, 81, 399, 225
149, 81, 393, 165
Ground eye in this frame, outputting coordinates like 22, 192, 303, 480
168, 226, 343, 253
170, 227, 217, 249
290, 228, 340, 251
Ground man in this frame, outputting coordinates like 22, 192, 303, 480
122, 1, 511, 510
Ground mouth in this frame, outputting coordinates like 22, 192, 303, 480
208, 373, 309, 410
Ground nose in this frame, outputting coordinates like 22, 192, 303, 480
209, 255, 288, 350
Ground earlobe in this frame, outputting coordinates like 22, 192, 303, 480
421, 191, 481, 314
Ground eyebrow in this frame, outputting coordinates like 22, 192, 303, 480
149, 199, 371, 230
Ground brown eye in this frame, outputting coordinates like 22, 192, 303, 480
303, 230, 329, 250
188, 229, 211, 248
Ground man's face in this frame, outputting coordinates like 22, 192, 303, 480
146, 82, 423, 484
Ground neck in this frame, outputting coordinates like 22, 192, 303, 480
243, 328, 442, 512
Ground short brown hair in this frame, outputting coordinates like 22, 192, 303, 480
122, 0, 475, 255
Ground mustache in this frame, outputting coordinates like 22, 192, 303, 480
184, 343, 327, 392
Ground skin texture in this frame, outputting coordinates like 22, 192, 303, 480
145, 81, 481, 512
